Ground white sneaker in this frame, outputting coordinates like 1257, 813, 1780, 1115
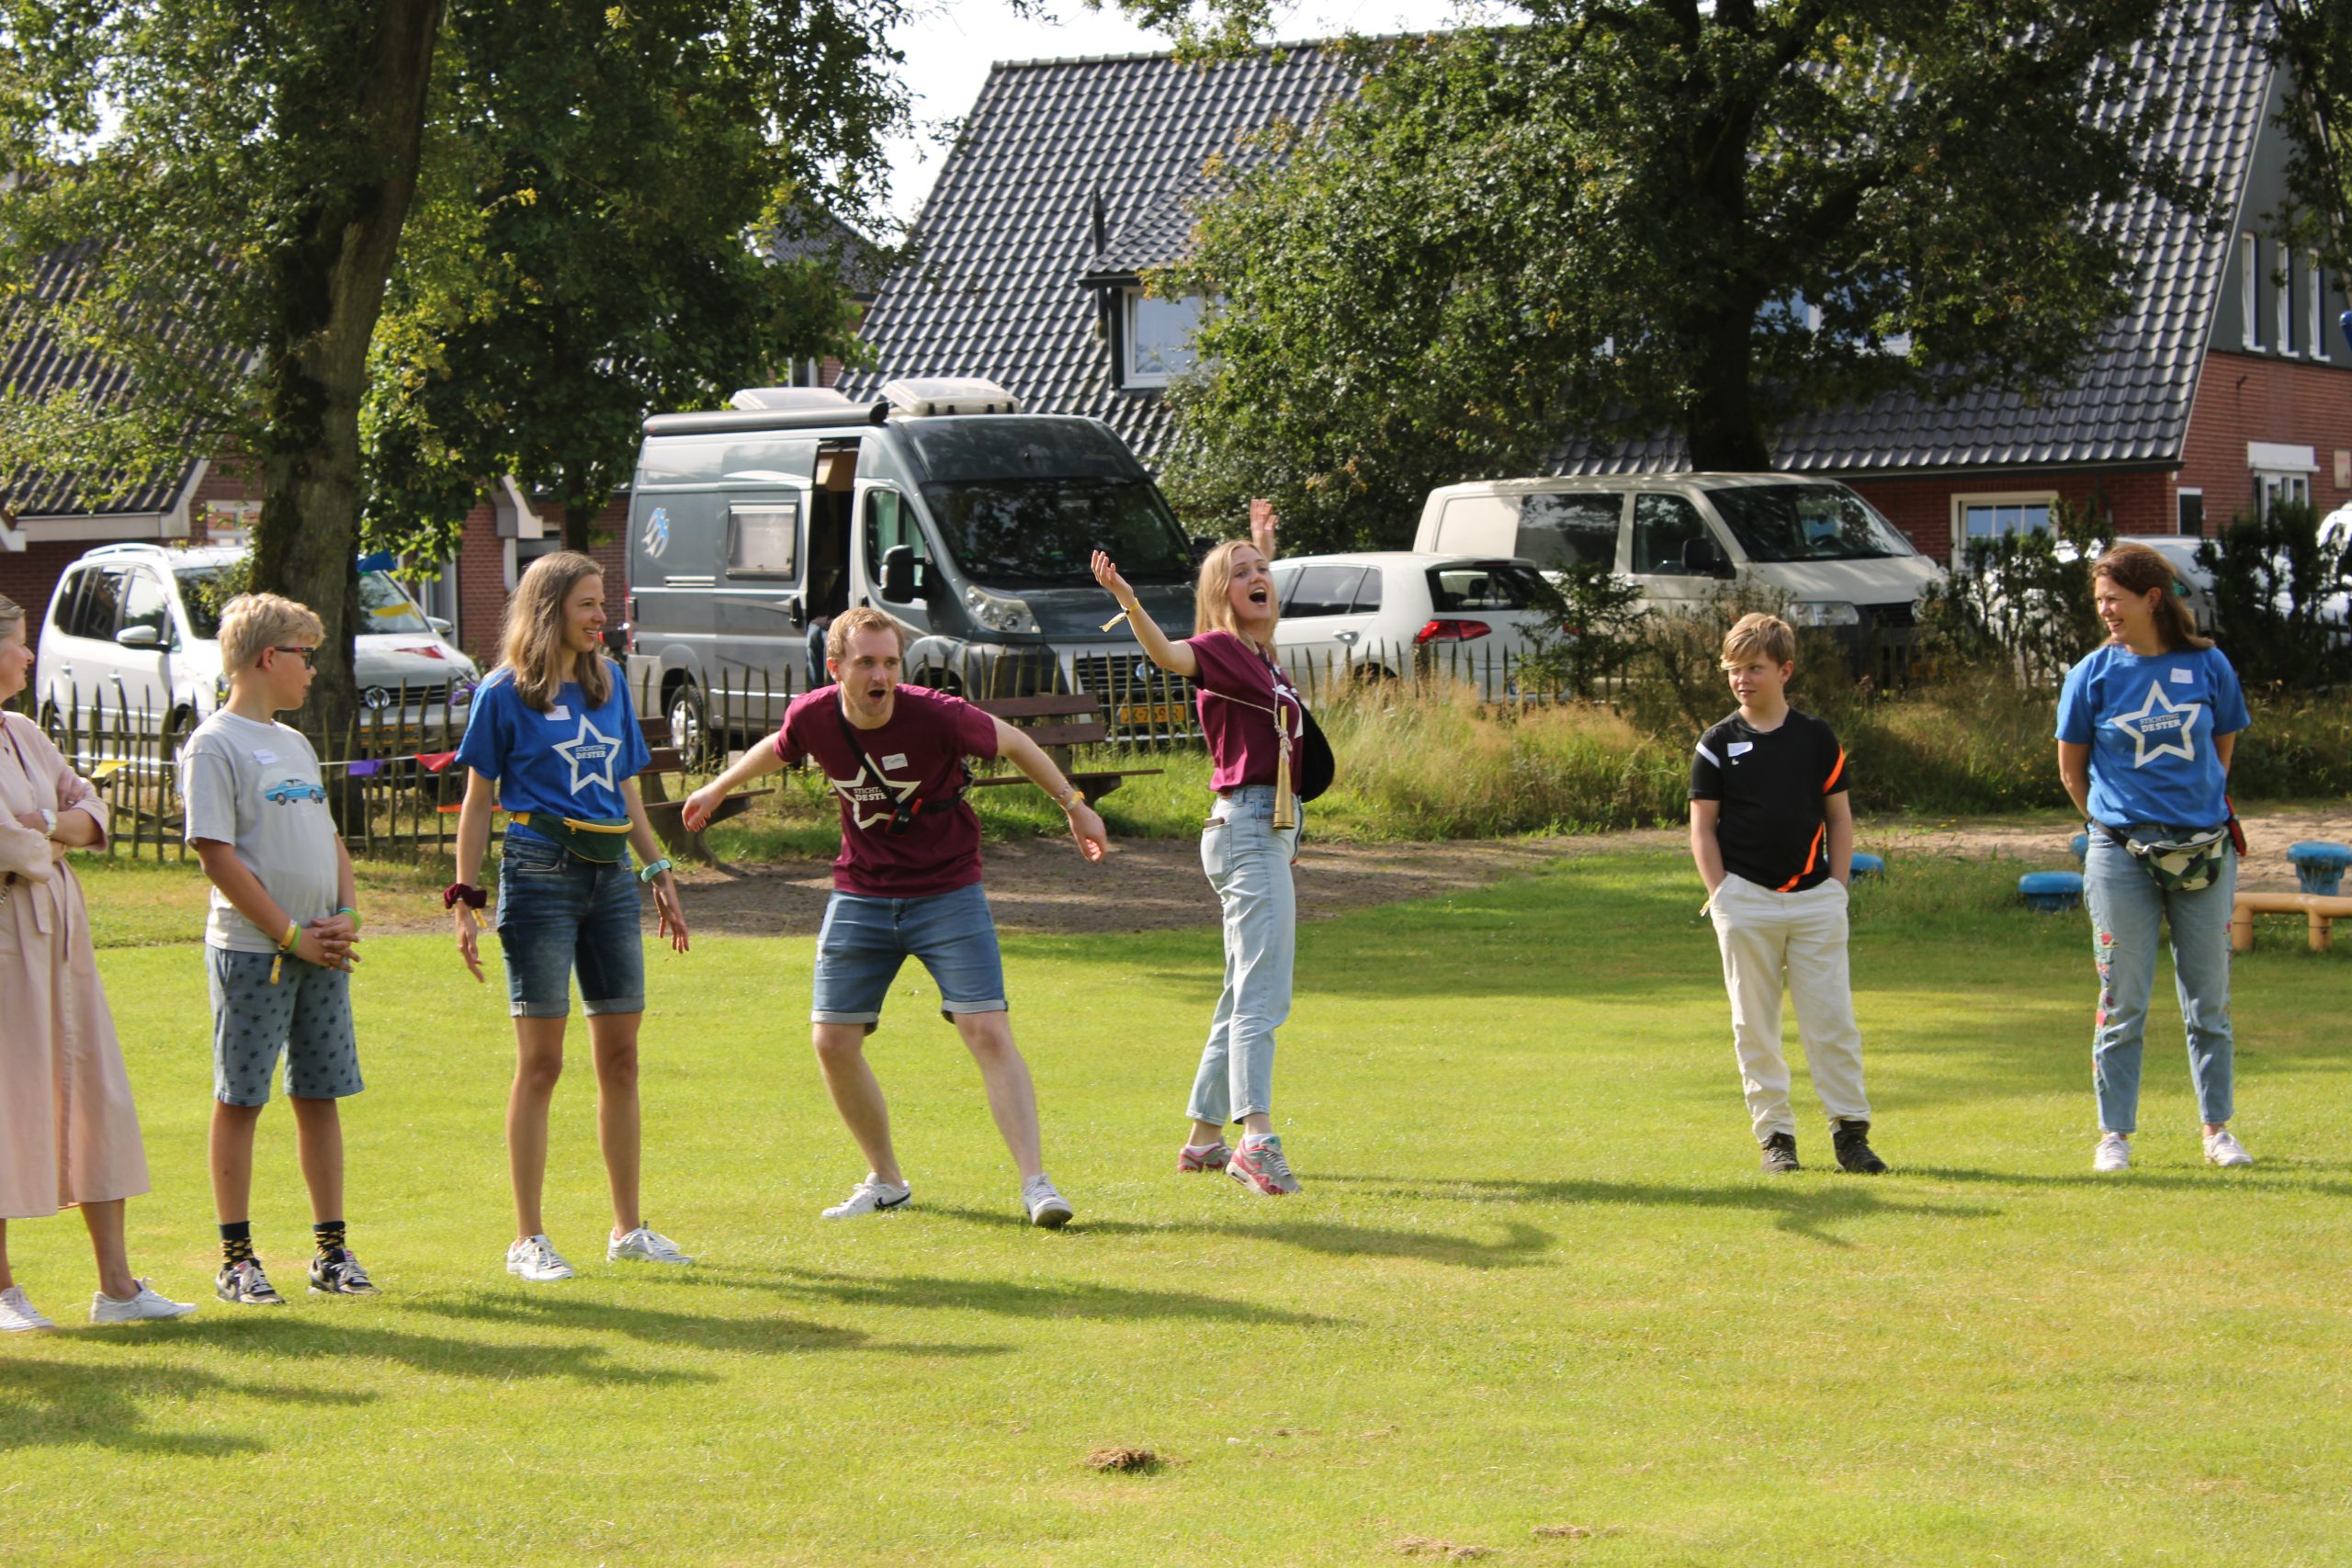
822, 1175, 912, 1219
1022, 1174, 1074, 1229
607, 1225, 694, 1264
505, 1235, 576, 1282
1, 1284, 57, 1333
2204, 1129, 2256, 1168
2093, 1133, 2132, 1173
88, 1280, 198, 1325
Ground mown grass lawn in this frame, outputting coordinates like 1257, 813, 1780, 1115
4, 852, 2348, 1566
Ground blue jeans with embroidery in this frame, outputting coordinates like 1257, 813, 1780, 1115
1189, 786, 1300, 1125
2084, 828, 2237, 1133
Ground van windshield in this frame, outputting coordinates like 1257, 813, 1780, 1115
1704, 485, 1914, 563
921, 477, 1195, 586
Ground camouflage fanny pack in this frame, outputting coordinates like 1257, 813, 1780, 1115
2095, 821, 2230, 893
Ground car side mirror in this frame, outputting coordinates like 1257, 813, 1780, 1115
881, 544, 919, 604
1190, 534, 1216, 561
1681, 536, 1731, 577
427, 615, 454, 636
115, 625, 162, 649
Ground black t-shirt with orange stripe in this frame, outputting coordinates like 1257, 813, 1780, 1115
1689, 708, 1849, 892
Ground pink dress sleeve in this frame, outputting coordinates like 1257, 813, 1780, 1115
11, 714, 108, 846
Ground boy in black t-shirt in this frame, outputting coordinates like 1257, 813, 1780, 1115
1688, 614, 1888, 1176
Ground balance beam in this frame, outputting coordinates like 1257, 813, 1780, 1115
2231, 890, 2352, 953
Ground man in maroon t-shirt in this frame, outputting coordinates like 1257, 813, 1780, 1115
684, 609, 1108, 1227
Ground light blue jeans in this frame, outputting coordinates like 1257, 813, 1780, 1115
2084, 828, 2238, 1134
1190, 786, 1300, 1125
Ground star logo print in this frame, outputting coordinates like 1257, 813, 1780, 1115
827, 766, 919, 830
554, 716, 620, 795
2109, 678, 2201, 768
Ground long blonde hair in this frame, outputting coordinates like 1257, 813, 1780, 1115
500, 551, 612, 712
1193, 540, 1275, 646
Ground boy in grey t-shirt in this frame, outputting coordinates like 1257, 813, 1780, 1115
183, 592, 376, 1304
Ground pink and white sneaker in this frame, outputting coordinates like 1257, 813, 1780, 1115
1228, 1135, 1301, 1196
1179, 1141, 1232, 1173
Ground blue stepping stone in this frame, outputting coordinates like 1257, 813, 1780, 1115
2288, 840, 2352, 897
2019, 871, 2084, 913
2070, 831, 2089, 866
1850, 852, 1884, 878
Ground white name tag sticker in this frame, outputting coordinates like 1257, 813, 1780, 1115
2170, 668, 2193, 684
882, 753, 909, 771
1727, 741, 1754, 757
251, 749, 277, 765
546, 705, 571, 721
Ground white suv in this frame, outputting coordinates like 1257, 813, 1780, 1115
35, 544, 481, 755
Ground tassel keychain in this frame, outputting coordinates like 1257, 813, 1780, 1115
1272, 724, 1296, 829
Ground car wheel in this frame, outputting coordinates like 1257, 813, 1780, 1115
665, 677, 708, 770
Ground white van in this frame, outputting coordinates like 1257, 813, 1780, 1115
35, 543, 480, 755
1414, 474, 1943, 646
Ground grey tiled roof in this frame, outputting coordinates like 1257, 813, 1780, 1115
0, 242, 197, 517
1559, 0, 2269, 476
843, 42, 1360, 456
764, 208, 888, 300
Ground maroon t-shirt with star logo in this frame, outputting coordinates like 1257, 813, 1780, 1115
772, 684, 1001, 897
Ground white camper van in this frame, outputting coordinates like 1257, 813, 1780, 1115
1413, 474, 1943, 649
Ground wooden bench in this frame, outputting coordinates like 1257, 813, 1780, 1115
634, 716, 772, 864
2231, 889, 2352, 953
967, 693, 1162, 803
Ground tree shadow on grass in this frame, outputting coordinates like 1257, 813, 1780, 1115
922, 1202, 1556, 1272
1307, 1173, 2002, 1250
1903, 1162, 2352, 1198
751, 1263, 1341, 1325
156, 1314, 714, 1388
406, 1289, 1012, 1359
0, 1356, 356, 1456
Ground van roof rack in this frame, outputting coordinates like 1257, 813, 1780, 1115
729, 386, 857, 412
642, 400, 889, 436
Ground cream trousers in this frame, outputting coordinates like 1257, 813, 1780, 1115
1708, 873, 1871, 1142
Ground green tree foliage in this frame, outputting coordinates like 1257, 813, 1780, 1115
1138, 4, 2220, 553
2257, 0, 2352, 277
0, 1, 901, 730
364, 0, 904, 558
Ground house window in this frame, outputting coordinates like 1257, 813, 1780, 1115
2278, 244, 2295, 354
2240, 233, 2259, 349
2177, 488, 2203, 537
2249, 442, 2317, 519
1952, 491, 2056, 566
1123, 289, 1201, 388
2311, 260, 2330, 361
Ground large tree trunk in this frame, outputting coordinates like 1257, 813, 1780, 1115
249, 0, 445, 745
1682, 310, 1774, 472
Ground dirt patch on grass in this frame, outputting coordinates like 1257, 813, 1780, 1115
357, 803, 2350, 939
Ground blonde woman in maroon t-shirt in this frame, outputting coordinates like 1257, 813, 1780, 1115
1091, 521, 1307, 1196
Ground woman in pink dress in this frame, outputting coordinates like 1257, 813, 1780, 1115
0, 592, 195, 1329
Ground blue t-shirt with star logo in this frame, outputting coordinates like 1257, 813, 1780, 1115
2056, 643, 2248, 829
454, 663, 652, 844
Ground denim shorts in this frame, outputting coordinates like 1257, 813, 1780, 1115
811, 882, 1006, 1030
496, 831, 646, 1019
209, 947, 363, 1107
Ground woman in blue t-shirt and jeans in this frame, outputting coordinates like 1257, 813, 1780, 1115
449, 551, 695, 1280
2056, 541, 2254, 1174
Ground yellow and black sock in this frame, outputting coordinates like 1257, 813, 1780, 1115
220, 1221, 254, 1268
314, 1220, 345, 1258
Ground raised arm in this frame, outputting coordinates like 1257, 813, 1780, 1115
1091, 550, 1197, 679
681, 731, 789, 832
989, 716, 1107, 862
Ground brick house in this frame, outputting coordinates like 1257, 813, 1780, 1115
849, 8, 2349, 560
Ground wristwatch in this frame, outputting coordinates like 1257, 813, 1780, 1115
38, 808, 56, 838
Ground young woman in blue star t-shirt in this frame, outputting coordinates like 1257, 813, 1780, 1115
449, 551, 695, 1282
2055, 541, 2254, 1175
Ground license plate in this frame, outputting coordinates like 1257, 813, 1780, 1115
1115, 701, 1184, 726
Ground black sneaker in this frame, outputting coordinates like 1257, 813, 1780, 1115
308, 1247, 379, 1295
216, 1258, 286, 1305
1833, 1121, 1889, 1174
1759, 1133, 1801, 1174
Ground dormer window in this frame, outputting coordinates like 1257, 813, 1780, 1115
1124, 289, 1202, 388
